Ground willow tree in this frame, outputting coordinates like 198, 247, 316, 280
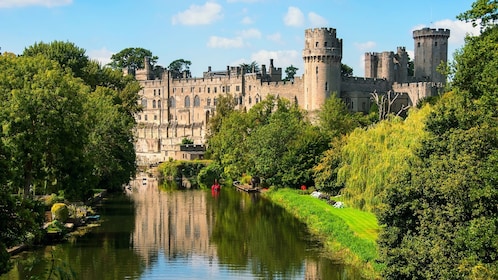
336, 106, 431, 212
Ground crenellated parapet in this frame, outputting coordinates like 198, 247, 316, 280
413, 28, 450, 39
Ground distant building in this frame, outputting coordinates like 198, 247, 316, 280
132, 27, 450, 166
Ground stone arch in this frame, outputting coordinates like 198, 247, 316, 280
194, 95, 200, 107
169, 97, 176, 108
185, 96, 190, 107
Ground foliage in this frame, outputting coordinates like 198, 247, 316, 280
457, 0, 497, 30
337, 106, 431, 212
168, 58, 191, 79
341, 63, 353, 77
197, 161, 222, 188
317, 95, 364, 139
108, 47, 158, 70
312, 136, 347, 193
158, 160, 209, 188
239, 61, 260, 73
283, 65, 298, 81
181, 137, 194, 145
377, 21, 498, 279
51, 203, 69, 222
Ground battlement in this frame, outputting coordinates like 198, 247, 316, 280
305, 27, 337, 37
413, 28, 450, 38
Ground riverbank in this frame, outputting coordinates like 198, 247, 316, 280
262, 188, 382, 279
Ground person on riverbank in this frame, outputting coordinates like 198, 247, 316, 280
211, 179, 221, 192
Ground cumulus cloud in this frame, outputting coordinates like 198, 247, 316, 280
87, 47, 113, 66
354, 41, 377, 51
0, 0, 72, 8
241, 16, 253, 24
429, 19, 479, 45
284, 6, 304, 27
237, 28, 261, 39
267, 32, 284, 44
172, 2, 223, 25
207, 36, 244, 48
250, 49, 302, 73
308, 12, 328, 27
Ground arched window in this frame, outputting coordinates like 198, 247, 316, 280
207, 98, 211, 106
141, 98, 147, 108
194, 95, 200, 107
158, 100, 161, 108
169, 97, 176, 108
152, 100, 156, 108
185, 96, 190, 107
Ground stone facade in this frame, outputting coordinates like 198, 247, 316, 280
133, 27, 450, 166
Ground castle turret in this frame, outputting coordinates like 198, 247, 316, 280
302, 28, 342, 111
413, 28, 450, 83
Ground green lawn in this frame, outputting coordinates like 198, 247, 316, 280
263, 188, 382, 278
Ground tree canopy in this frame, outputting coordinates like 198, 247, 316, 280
109, 47, 158, 70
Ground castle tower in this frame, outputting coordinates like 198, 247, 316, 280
394, 47, 408, 83
302, 28, 342, 111
413, 28, 450, 83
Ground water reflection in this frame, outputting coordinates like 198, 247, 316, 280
2, 175, 364, 279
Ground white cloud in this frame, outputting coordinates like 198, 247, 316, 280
241, 16, 253, 24
284, 6, 304, 27
308, 12, 328, 27
267, 32, 284, 44
172, 2, 223, 26
87, 47, 113, 66
354, 41, 377, 51
429, 19, 479, 45
250, 50, 302, 73
207, 36, 244, 48
0, 0, 71, 8
237, 28, 261, 39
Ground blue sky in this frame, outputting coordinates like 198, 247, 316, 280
1, 0, 480, 77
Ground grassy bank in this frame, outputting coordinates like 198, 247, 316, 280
262, 188, 382, 279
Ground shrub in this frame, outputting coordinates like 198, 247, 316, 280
51, 203, 69, 222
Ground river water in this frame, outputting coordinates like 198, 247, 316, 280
2, 176, 364, 279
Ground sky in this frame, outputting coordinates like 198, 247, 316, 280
0, 0, 480, 77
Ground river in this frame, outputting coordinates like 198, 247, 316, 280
2, 176, 364, 279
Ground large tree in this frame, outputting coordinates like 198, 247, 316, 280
109, 47, 158, 70
377, 3, 498, 278
168, 59, 192, 79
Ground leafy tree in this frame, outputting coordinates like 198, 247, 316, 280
239, 61, 260, 74
168, 59, 192, 79
109, 47, 158, 70
283, 65, 298, 81
457, 0, 497, 30
207, 94, 236, 139
341, 63, 353, 77
317, 95, 363, 139
23, 40, 89, 79
312, 136, 347, 193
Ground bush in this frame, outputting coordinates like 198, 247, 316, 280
51, 203, 69, 222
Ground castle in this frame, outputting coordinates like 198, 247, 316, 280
132, 27, 450, 166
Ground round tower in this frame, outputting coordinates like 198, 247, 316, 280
413, 28, 450, 83
302, 28, 342, 111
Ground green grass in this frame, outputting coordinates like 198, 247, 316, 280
263, 188, 382, 279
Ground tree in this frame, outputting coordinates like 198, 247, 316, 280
0, 54, 91, 199
341, 63, 353, 77
317, 95, 362, 139
23, 40, 89, 78
284, 65, 298, 81
457, 0, 497, 30
239, 61, 260, 74
109, 47, 158, 70
168, 59, 192, 79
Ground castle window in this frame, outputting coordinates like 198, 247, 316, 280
435, 41, 438, 46
152, 100, 156, 108
316, 67, 319, 74
207, 87, 210, 94
154, 115, 157, 120
418, 42, 421, 47
185, 96, 190, 107
145, 115, 148, 121
324, 42, 328, 47
315, 42, 318, 47
169, 97, 176, 108
249, 96, 252, 104
234, 97, 238, 105
158, 100, 161, 108
194, 95, 200, 107
199, 87, 202, 92
207, 98, 211, 106
154, 89, 156, 96
222, 86, 225, 93
325, 82, 328, 91
214, 87, 217, 93
249, 85, 251, 91
191, 87, 194, 92
181, 88, 184, 93
226, 86, 230, 92
214, 98, 218, 106
236, 85, 240, 91
141, 98, 147, 108
239, 96, 243, 105
158, 89, 161, 96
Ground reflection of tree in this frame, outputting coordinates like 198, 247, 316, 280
208, 189, 309, 279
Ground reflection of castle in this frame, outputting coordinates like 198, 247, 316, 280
133, 27, 449, 165
128, 177, 216, 266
